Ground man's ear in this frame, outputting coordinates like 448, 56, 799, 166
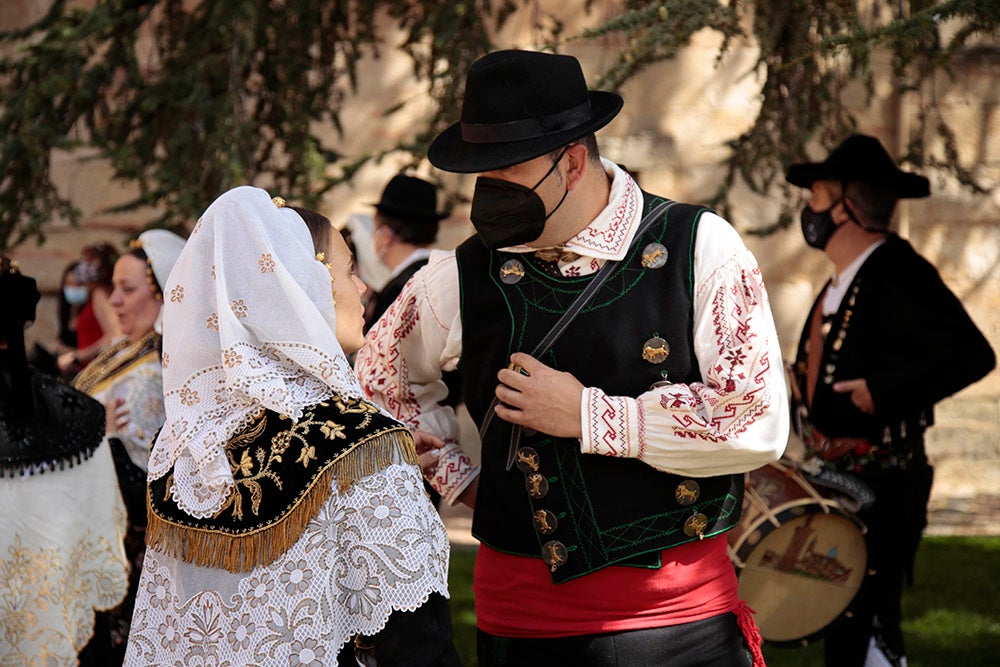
840, 196, 863, 226
563, 143, 589, 191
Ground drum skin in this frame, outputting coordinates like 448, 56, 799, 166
728, 462, 868, 646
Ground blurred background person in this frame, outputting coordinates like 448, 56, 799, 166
56, 261, 87, 353
365, 173, 449, 331
27, 259, 86, 376
71, 230, 186, 664
58, 242, 121, 376
0, 256, 129, 666
344, 210, 392, 307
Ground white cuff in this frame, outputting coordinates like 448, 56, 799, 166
425, 441, 480, 506
580, 387, 643, 459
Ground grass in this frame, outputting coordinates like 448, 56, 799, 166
446, 536, 1000, 666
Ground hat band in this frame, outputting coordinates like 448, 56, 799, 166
460, 101, 592, 144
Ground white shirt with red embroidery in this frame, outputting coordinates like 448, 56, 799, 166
356, 159, 788, 480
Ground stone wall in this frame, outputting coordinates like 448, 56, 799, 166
6, 1, 999, 501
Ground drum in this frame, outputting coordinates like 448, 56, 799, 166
727, 460, 868, 646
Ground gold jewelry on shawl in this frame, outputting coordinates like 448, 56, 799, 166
128, 237, 164, 301
272, 196, 286, 208
72, 330, 161, 396
316, 252, 337, 304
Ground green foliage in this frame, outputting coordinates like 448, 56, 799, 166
0, 0, 526, 249
564, 0, 999, 230
0, 1, 996, 249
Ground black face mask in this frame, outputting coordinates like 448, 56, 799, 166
800, 202, 840, 250
469, 148, 570, 249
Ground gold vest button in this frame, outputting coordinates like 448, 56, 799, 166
684, 512, 709, 538
641, 242, 669, 269
541, 540, 568, 571
499, 259, 525, 284
525, 473, 549, 499
675, 480, 700, 506
642, 336, 670, 364
515, 447, 540, 472
532, 509, 558, 535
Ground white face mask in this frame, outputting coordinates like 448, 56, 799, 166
63, 285, 89, 305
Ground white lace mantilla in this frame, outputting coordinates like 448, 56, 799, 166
124, 463, 450, 666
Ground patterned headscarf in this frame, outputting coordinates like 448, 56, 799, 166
148, 186, 363, 518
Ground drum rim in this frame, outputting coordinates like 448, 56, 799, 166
729, 507, 869, 647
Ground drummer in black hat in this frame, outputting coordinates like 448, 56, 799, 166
786, 134, 994, 667
366, 173, 449, 331
357, 49, 790, 666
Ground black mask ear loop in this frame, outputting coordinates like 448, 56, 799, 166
533, 145, 572, 221
840, 179, 877, 231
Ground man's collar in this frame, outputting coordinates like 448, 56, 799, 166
387, 248, 432, 279
502, 159, 642, 261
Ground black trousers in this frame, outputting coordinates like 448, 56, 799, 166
336, 592, 463, 666
477, 612, 754, 667
824, 463, 934, 666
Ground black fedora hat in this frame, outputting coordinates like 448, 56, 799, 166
427, 50, 624, 174
371, 174, 448, 223
786, 134, 930, 198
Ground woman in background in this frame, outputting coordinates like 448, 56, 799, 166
125, 187, 457, 666
72, 230, 186, 664
58, 242, 121, 375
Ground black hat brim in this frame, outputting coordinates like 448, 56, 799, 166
372, 202, 448, 222
786, 163, 929, 198
427, 91, 624, 174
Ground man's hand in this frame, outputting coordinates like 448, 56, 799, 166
494, 352, 585, 439
832, 378, 875, 415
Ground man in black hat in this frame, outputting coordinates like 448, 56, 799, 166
365, 173, 449, 331
785, 134, 995, 666
358, 49, 789, 665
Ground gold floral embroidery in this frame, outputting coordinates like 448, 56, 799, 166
218, 399, 366, 521
259, 253, 275, 273
179, 387, 200, 406
1, 530, 127, 661
223, 349, 243, 368
330, 395, 378, 430
162, 352, 170, 369
148, 395, 420, 573
296, 444, 317, 467
170, 285, 185, 303
231, 299, 248, 318
206, 312, 219, 330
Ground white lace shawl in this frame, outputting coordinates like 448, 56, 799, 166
148, 186, 364, 518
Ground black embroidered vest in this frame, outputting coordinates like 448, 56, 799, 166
455, 193, 743, 583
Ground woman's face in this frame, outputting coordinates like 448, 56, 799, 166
109, 255, 161, 341
325, 232, 368, 354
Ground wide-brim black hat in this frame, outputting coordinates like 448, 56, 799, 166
371, 173, 448, 222
786, 134, 930, 198
428, 50, 623, 174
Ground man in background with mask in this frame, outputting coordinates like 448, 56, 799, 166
357, 49, 788, 666
365, 172, 449, 332
785, 134, 995, 667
